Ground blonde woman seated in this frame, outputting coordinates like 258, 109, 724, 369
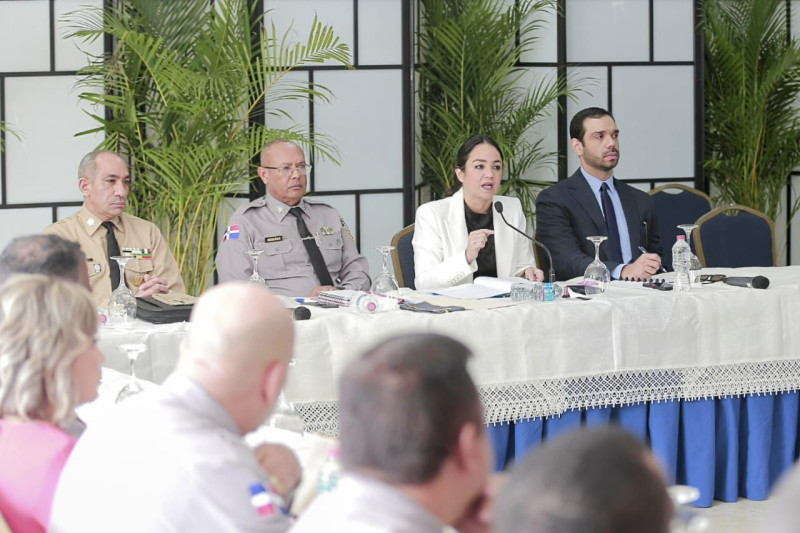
0, 275, 104, 533
413, 135, 545, 290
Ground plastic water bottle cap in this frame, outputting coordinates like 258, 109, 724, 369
677, 235, 686, 240
367, 301, 377, 312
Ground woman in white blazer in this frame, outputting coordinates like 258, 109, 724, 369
413, 135, 544, 290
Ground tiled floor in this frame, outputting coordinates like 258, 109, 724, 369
693, 499, 771, 533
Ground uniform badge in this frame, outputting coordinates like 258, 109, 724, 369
340, 217, 356, 243
133, 275, 145, 287
276, 206, 285, 214
86, 217, 96, 227
265, 235, 283, 243
320, 226, 334, 236
93, 263, 102, 274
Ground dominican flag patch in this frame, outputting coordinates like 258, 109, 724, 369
249, 483, 277, 517
223, 224, 240, 242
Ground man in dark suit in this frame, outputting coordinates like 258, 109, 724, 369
535, 107, 663, 281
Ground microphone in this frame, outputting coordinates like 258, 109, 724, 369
494, 201, 556, 283
292, 306, 312, 320
723, 276, 770, 290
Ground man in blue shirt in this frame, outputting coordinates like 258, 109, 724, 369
535, 107, 664, 280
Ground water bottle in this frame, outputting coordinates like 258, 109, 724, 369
350, 292, 399, 313
672, 235, 691, 292
510, 282, 564, 302
689, 252, 702, 289
317, 448, 342, 494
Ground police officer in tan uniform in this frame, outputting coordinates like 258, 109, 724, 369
216, 140, 370, 297
44, 151, 186, 305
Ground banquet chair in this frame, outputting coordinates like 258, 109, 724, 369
390, 224, 416, 289
648, 184, 713, 270
694, 204, 775, 268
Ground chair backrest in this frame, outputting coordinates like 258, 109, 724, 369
390, 224, 415, 289
648, 184, 713, 270
694, 204, 775, 268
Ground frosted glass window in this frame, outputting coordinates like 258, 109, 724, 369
653, 0, 693, 62
566, 0, 649, 63
611, 66, 694, 180
565, 67, 609, 174
359, 192, 403, 276
0, 1, 50, 72
265, 71, 310, 135
793, 2, 800, 42
1, 208, 53, 250
515, 68, 559, 182
264, 0, 355, 65
56, 205, 83, 222
358, 0, 402, 65
5, 76, 103, 204
54, 0, 104, 71
519, 2, 559, 64
313, 70, 403, 192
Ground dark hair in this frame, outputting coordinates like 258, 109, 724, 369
495, 427, 672, 533
569, 107, 615, 143
338, 333, 483, 484
456, 135, 504, 169
0, 234, 85, 287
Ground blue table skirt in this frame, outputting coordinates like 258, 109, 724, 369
487, 392, 800, 507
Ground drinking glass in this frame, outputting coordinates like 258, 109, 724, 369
583, 236, 611, 294
370, 246, 400, 295
115, 343, 147, 403
266, 358, 305, 435
107, 256, 137, 326
677, 224, 702, 285
246, 249, 266, 285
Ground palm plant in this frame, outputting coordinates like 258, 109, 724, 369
703, 0, 800, 223
65, 0, 350, 294
418, 0, 573, 214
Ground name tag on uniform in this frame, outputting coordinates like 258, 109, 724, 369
121, 247, 153, 259
265, 235, 283, 243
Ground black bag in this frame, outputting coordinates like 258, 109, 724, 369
136, 297, 193, 324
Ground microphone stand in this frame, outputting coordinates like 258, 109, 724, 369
494, 201, 556, 283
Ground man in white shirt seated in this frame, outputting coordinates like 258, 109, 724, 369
291, 333, 494, 533
50, 282, 298, 533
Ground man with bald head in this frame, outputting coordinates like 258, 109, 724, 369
50, 283, 297, 533
216, 139, 370, 297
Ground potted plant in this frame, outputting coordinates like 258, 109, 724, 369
65, 0, 351, 294
417, 0, 574, 214
703, 0, 800, 224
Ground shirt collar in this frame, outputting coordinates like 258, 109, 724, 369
79, 205, 123, 236
580, 167, 617, 196
265, 192, 307, 221
162, 373, 241, 435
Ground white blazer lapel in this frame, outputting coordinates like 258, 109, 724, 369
446, 189, 469, 263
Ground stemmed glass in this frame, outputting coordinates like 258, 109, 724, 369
108, 256, 137, 326
115, 343, 147, 403
267, 358, 305, 435
371, 246, 400, 294
246, 249, 266, 285
583, 236, 611, 294
677, 224, 702, 286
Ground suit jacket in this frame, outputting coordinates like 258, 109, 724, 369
412, 188, 536, 290
535, 169, 663, 281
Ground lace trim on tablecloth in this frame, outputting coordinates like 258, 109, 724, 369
295, 359, 800, 436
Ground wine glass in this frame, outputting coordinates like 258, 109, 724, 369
115, 343, 146, 403
583, 236, 611, 294
246, 249, 266, 285
677, 224, 702, 286
267, 358, 305, 435
371, 245, 400, 295
107, 256, 137, 326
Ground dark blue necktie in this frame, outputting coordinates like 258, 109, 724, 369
600, 182, 623, 263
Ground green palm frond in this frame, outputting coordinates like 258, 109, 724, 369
703, 0, 800, 223
65, 0, 351, 293
418, 0, 578, 217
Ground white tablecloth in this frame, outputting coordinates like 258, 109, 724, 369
99, 266, 800, 434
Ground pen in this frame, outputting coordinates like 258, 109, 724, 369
638, 246, 668, 273
295, 297, 316, 304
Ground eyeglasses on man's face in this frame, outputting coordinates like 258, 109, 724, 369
262, 164, 312, 177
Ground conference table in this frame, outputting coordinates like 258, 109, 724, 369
98, 266, 800, 507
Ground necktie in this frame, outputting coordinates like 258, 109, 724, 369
102, 221, 121, 289
599, 182, 623, 264
288, 207, 335, 287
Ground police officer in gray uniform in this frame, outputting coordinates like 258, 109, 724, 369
216, 140, 370, 297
